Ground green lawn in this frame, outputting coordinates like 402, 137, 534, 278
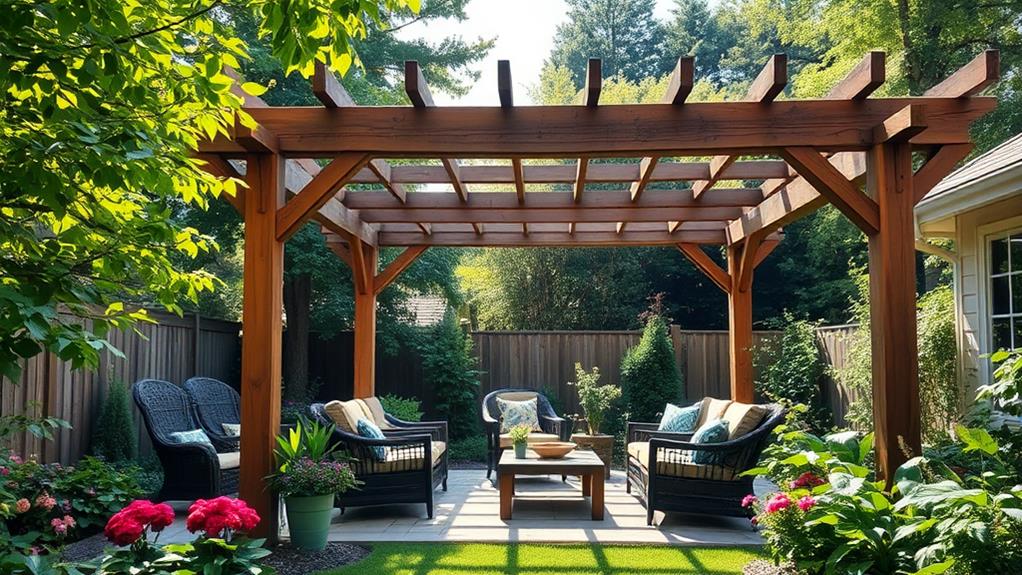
323, 543, 763, 575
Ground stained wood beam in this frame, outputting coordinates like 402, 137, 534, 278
826, 51, 885, 100
664, 57, 695, 104
727, 243, 754, 402
728, 176, 828, 244
345, 189, 765, 210
359, 205, 744, 224
222, 67, 278, 153
366, 160, 408, 203
736, 233, 763, 293
202, 97, 995, 156
374, 246, 428, 294
574, 158, 588, 203
585, 58, 601, 107
677, 244, 730, 293
913, 144, 973, 203
873, 104, 927, 143
753, 236, 781, 267
312, 61, 355, 107
924, 49, 999, 98
498, 60, 513, 107
377, 228, 728, 247
694, 55, 787, 198
405, 60, 434, 107
276, 152, 371, 241
781, 146, 879, 235
630, 157, 659, 201
323, 232, 352, 267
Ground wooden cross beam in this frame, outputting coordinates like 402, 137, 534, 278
826, 51, 886, 100
780, 146, 880, 235
924, 49, 999, 98
276, 152, 371, 241
343, 189, 766, 210
374, 246, 429, 294
677, 244, 730, 293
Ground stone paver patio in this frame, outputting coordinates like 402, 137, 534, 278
312, 469, 768, 546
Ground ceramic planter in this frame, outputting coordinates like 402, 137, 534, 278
571, 433, 614, 474
513, 442, 528, 458
284, 493, 335, 550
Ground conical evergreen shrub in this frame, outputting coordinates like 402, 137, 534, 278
92, 379, 138, 462
419, 310, 480, 441
620, 313, 682, 422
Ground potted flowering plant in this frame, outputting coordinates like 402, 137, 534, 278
267, 418, 357, 550
508, 424, 531, 459
568, 363, 620, 473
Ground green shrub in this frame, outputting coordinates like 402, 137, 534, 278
91, 379, 137, 463
379, 394, 423, 422
448, 436, 487, 463
754, 313, 830, 431
620, 311, 681, 422
418, 310, 480, 441
570, 363, 621, 435
917, 285, 962, 441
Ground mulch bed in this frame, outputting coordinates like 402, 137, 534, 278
61, 533, 109, 562
263, 543, 370, 575
743, 559, 802, 575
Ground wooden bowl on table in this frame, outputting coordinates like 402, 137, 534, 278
530, 442, 577, 459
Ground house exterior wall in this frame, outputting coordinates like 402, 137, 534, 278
953, 197, 1022, 395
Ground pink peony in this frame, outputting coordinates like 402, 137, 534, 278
1, 467, 8, 476
797, 495, 816, 511
765, 493, 791, 514
35, 493, 56, 511
789, 471, 825, 490
105, 500, 176, 545
15, 498, 30, 514
51, 517, 68, 536
186, 497, 260, 538
741, 494, 758, 508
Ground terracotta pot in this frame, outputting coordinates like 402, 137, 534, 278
571, 433, 614, 474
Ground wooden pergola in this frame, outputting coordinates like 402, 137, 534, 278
198, 50, 999, 538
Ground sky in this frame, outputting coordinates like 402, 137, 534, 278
395, 0, 679, 106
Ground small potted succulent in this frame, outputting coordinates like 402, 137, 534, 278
569, 362, 621, 473
268, 417, 358, 550
508, 424, 531, 459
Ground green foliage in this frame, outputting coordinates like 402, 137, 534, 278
569, 363, 621, 435
272, 417, 338, 472
448, 436, 487, 463
620, 310, 682, 423
418, 310, 480, 441
755, 314, 830, 431
91, 380, 137, 463
0, 0, 420, 380
507, 425, 531, 446
0, 403, 70, 444
917, 286, 963, 442
378, 394, 422, 423
971, 349, 1022, 478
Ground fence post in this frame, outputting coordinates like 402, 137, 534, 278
193, 311, 201, 376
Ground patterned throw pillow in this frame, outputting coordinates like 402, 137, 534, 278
168, 429, 214, 448
496, 397, 541, 434
222, 423, 241, 437
658, 402, 701, 432
690, 419, 730, 465
356, 418, 387, 461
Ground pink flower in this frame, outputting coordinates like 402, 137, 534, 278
741, 494, 758, 508
15, 499, 30, 513
789, 471, 825, 489
186, 497, 259, 538
51, 517, 68, 536
35, 493, 56, 511
797, 495, 816, 511
10, 455, 23, 464
750, 515, 759, 526
104, 500, 176, 545
765, 493, 791, 514
0, 467, 8, 476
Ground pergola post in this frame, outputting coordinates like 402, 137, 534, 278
866, 142, 921, 481
726, 244, 754, 402
352, 241, 378, 398
239, 153, 285, 541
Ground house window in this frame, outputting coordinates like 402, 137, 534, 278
990, 232, 1022, 350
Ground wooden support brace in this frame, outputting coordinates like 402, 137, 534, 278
196, 154, 246, 213
736, 234, 762, 293
512, 158, 526, 204
574, 158, 588, 203
276, 152, 370, 241
374, 246, 429, 294
677, 244, 730, 293
913, 144, 973, 203
781, 147, 880, 236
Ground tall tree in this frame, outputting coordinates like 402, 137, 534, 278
548, 0, 671, 87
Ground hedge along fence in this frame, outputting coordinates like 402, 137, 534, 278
3, 317, 858, 465
1, 310, 240, 464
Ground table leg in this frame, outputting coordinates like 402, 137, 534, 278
499, 473, 514, 520
581, 473, 591, 496
591, 469, 605, 521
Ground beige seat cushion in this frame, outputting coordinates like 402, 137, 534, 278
497, 391, 539, 402
721, 402, 767, 439
696, 397, 733, 427
359, 397, 395, 430
216, 451, 240, 470
498, 432, 560, 448
626, 441, 736, 481
324, 400, 370, 434
372, 441, 447, 474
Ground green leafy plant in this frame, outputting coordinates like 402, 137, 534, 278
508, 424, 531, 446
379, 394, 423, 422
917, 285, 963, 442
754, 313, 831, 431
448, 436, 487, 463
267, 457, 357, 498
91, 379, 138, 463
418, 310, 480, 441
272, 417, 337, 472
569, 363, 621, 435
620, 297, 681, 422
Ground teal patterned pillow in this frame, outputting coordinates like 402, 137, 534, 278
496, 397, 541, 433
168, 429, 214, 448
690, 419, 730, 465
658, 402, 701, 432
356, 418, 387, 461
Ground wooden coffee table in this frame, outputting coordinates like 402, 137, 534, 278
497, 448, 605, 520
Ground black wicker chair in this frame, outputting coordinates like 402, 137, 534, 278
626, 404, 786, 525
309, 403, 448, 519
183, 377, 241, 453
481, 389, 570, 479
133, 379, 239, 501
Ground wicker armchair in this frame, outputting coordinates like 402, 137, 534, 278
183, 377, 241, 453
133, 379, 239, 501
308, 403, 448, 519
481, 389, 569, 479
626, 403, 786, 525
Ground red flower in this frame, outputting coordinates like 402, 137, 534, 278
104, 500, 176, 545
186, 497, 260, 538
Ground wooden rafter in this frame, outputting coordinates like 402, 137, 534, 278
677, 244, 730, 293
377, 228, 730, 247
664, 56, 695, 105
873, 104, 927, 143
924, 49, 999, 98
498, 60, 513, 108
585, 58, 601, 107
512, 157, 526, 234
374, 246, 429, 294
826, 51, 886, 100
693, 54, 787, 199
343, 189, 766, 210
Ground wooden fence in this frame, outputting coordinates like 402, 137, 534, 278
3, 317, 859, 464
1, 312, 240, 464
